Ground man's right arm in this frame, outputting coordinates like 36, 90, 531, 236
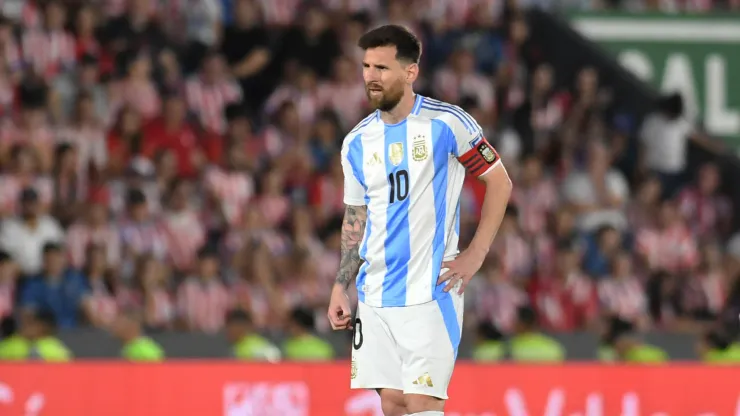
335, 204, 367, 290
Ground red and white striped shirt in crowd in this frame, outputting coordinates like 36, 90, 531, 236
185, 75, 242, 134
320, 0, 381, 15
532, 235, 557, 277
636, 225, 698, 273
57, 124, 108, 174
529, 272, 598, 331
87, 279, 119, 326
264, 84, 322, 126
318, 81, 367, 129
256, 0, 301, 26
119, 218, 170, 261
511, 179, 558, 237
223, 227, 290, 260
0, 279, 13, 319
21, 30, 76, 78
176, 276, 233, 333
0, 122, 52, 144
255, 194, 290, 229
597, 275, 646, 323
473, 279, 528, 333
160, 209, 206, 273
676, 187, 732, 240
111, 80, 161, 121
119, 286, 176, 329
681, 270, 726, 317
491, 232, 533, 281
65, 222, 121, 268
203, 166, 254, 228
232, 280, 271, 329
432, 68, 495, 111
0, 174, 53, 216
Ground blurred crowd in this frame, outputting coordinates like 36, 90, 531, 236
0, 0, 736, 361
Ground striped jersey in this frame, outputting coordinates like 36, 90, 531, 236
341, 95, 501, 307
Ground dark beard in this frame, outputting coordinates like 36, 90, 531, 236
367, 86, 404, 112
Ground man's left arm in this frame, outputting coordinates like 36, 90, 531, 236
466, 160, 512, 257
439, 120, 512, 293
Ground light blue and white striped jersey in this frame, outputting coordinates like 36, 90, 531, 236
341, 95, 501, 307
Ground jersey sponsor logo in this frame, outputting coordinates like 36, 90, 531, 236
366, 152, 382, 166
412, 135, 428, 162
477, 141, 498, 164
388, 142, 404, 166
412, 373, 434, 387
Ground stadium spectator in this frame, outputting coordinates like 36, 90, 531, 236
176, 245, 232, 333
472, 321, 506, 362
19, 242, 91, 329
111, 308, 165, 361
282, 306, 334, 361
225, 309, 281, 361
509, 306, 565, 362
0, 188, 63, 276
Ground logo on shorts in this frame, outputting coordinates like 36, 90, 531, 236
350, 360, 358, 380
412, 373, 434, 387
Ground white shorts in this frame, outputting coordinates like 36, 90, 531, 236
349, 289, 464, 400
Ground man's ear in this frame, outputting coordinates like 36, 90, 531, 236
405, 62, 419, 84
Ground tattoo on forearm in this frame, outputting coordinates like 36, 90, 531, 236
336, 205, 367, 289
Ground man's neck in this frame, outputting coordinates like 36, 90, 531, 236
379, 92, 416, 125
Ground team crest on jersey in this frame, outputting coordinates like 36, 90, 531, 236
388, 142, 404, 166
412, 135, 428, 162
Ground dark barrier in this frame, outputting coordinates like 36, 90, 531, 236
56, 329, 699, 360
526, 9, 740, 230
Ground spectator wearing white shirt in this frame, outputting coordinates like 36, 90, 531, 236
639, 93, 694, 197
0, 187, 64, 275
562, 141, 630, 232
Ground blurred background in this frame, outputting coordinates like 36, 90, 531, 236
0, 0, 739, 364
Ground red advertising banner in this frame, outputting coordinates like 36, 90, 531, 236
0, 362, 739, 415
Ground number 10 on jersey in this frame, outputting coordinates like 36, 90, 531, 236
388, 170, 409, 203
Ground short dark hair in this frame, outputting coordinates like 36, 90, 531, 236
358, 25, 422, 64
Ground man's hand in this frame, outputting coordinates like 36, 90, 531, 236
327, 285, 353, 330
437, 247, 487, 294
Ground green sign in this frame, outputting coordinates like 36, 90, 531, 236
569, 13, 740, 146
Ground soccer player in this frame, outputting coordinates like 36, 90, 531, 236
327, 25, 512, 416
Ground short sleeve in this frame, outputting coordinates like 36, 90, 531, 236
341, 137, 366, 206
607, 171, 630, 200
448, 109, 501, 177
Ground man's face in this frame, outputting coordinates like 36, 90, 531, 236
362, 46, 409, 112
225, 321, 246, 344
21, 200, 39, 218
44, 251, 66, 275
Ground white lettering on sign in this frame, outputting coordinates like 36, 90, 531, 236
706, 55, 740, 135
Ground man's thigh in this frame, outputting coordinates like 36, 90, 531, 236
381, 291, 464, 400
350, 301, 403, 391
